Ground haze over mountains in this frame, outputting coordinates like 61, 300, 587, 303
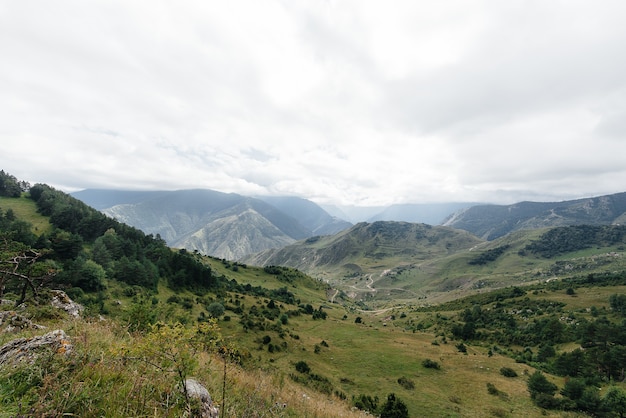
73, 189, 626, 260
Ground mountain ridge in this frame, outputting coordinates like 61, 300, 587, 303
443, 191, 626, 240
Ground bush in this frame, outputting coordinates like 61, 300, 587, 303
352, 394, 378, 414
294, 361, 310, 374
500, 367, 518, 378
422, 359, 440, 369
486, 382, 499, 395
379, 393, 409, 418
397, 376, 415, 390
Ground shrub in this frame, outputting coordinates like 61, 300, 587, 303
397, 376, 415, 390
352, 394, 378, 414
486, 382, 499, 395
500, 367, 518, 378
422, 359, 440, 369
379, 393, 409, 418
295, 361, 310, 374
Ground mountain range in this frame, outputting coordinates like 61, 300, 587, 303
72, 189, 351, 260
73, 189, 626, 260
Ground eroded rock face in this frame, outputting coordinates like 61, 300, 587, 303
184, 378, 219, 418
50, 290, 84, 318
0, 329, 72, 367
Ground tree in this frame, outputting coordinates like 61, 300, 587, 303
603, 386, 626, 418
379, 393, 409, 418
0, 170, 24, 197
561, 378, 586, 402
78, 259, 106, 291
527, 371, 557, 400
207, 302, 225, 318
0, 235, 57, 303
610, 294, 626, 316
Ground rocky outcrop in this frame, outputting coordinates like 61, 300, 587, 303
0, 310, 46, 333
50, 290, 83, 318
184, 378, 219, 418
0, 329, 72, 367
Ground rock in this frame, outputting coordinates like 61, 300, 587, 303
50, 290, 83, 318
184, 378, 219, 418
0, 310, 46, 333
0, 329, 72, 367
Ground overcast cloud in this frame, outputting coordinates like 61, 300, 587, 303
2, 0, 626, 206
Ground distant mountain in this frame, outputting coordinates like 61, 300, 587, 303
241, 220, 482, 275
256, 196, 352, 235
366, 202, 478, 225
443, 192, 626, 240
320, 205, 386, 223
72, 189, 351, 259
320, 202, 478, 224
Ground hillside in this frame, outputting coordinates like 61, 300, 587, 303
243, 221, 626, 308
443, 192, 626, 240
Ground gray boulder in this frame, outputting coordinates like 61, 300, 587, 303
184, 378, 219, 418
0, 329, 72, 367
50, 290, 84, 318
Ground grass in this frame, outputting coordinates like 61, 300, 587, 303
4, 264, 621, 416
0, 195, 53, 235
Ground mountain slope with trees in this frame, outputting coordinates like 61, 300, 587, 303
443, 192, 626, 240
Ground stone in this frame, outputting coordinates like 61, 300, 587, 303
0, 329, 72, 367
184, 378, 219, 418
0, 310, 46, 333
50, 290, 83, 318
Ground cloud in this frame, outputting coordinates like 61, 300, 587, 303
2, 0, 626, 205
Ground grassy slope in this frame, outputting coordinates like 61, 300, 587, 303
0, 195, 53, 235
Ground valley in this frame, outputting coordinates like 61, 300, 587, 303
2, 172, 626, 417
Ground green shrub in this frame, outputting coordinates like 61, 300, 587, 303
295, 361, 310, 374
500, 367, 518, 378
397, 376, 415, 390
422, 359, 440, 369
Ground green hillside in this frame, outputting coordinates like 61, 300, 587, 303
2, 172, 626, 417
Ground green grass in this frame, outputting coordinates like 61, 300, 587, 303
0, 195, 52, 235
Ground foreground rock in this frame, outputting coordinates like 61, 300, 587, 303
184, 378, 219, 418
0, 329, 72, 367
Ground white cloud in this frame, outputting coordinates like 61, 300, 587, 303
2, 0, 626, 206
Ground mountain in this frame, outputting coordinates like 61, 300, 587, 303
255, 195, 352, 235
443, 192, 626, 240
73, 189, 350, 260
242, 220, 483, 276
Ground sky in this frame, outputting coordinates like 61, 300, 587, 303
2, 1, 626, 207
